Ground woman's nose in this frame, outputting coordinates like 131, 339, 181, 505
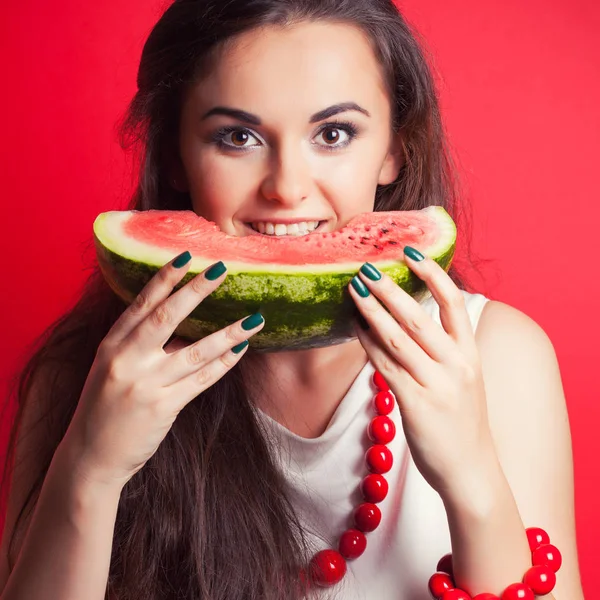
259, 142, 313, 207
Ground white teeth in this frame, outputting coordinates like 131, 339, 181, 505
250, 220, 320, 236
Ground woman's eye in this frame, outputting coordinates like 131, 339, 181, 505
316, 127, 349, 146
214, 128, 260, 149
314, 123, 358, 148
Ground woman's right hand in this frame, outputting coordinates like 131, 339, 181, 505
60, 252, 265, 489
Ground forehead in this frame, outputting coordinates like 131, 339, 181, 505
186, 21, 391, 120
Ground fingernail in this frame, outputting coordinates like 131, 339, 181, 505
404, 246, 424, 261
360, 262, 381, 281
173, 251, 192, 268
205, 261, 227, 280
241, 312, 265, 331
351, 276, 370, 298
232, 340, 249, 354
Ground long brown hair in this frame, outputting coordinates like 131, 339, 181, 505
1, 1, 482, 598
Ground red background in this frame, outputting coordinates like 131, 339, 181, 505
1, 0, 598, 594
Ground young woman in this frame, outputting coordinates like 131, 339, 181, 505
0, 1, 585, 599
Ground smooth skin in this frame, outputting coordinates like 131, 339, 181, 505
0, 20, 584, 600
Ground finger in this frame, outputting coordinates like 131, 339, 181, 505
163, 312, 265, 384
349, 276, 433, 386
106, 250, 194, 345
353, 321, 420, 413
356, 266, 457, 364
166, 336, 252, 410
402, 247, 477, 356
132, 260, 228, 349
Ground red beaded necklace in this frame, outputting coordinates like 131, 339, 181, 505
300, 369, 395, 589
297, 371, 564, 599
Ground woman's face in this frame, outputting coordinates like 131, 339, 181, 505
175, 21, 403, 237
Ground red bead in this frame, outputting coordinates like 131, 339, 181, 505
373, 370, 389, 391
366, 444, 394, 474
441, 590, 472, 600
500, 583, 534, 600
436, 553, 454, 577
353, 502, 382, 532
428, 572, 453, 598
525, 527, 550, 552
523, 565, 557, 595
368, 415, 396, 444
532, 543, 562, 572
360, 473, 389, 503
373, 390, 395, 415
472, 595, 500, 600
338, 529, 367, 560
308, 549, 347, 587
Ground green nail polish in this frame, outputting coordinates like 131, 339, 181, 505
205, 261, 227, 280
360, 262, 381, 281
232, 340, 249, 354
173, 251, 192, 268
241, 312, 264, 330
351, 276, 370, 298
404, 246, 424, 261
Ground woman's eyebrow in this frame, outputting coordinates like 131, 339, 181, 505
200, 102, 371, 125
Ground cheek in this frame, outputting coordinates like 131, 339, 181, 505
186, 151, 261, 220
313, 147, 383, 213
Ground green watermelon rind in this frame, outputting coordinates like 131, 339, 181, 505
94, 206, 456, 351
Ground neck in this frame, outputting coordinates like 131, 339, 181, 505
250, 339, 369, 438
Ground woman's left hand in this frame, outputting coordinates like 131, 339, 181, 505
349, 247, 500, 501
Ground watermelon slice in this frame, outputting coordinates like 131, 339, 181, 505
93, 206, 456, 350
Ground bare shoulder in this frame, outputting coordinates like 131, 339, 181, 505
473, 299, 566, 442
474, 298, 566, 472
473, 299, 585, 599
475, 298, 554, 349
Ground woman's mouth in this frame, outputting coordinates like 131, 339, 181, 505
244, 220, 326, 237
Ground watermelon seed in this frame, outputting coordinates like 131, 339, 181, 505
380, 228, 389, 234
388, 241, 398, 245
348, 235, 355, 240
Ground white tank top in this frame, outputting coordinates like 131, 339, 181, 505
258, 290, 490, 599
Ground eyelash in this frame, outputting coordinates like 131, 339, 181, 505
209, 119, 360, 152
